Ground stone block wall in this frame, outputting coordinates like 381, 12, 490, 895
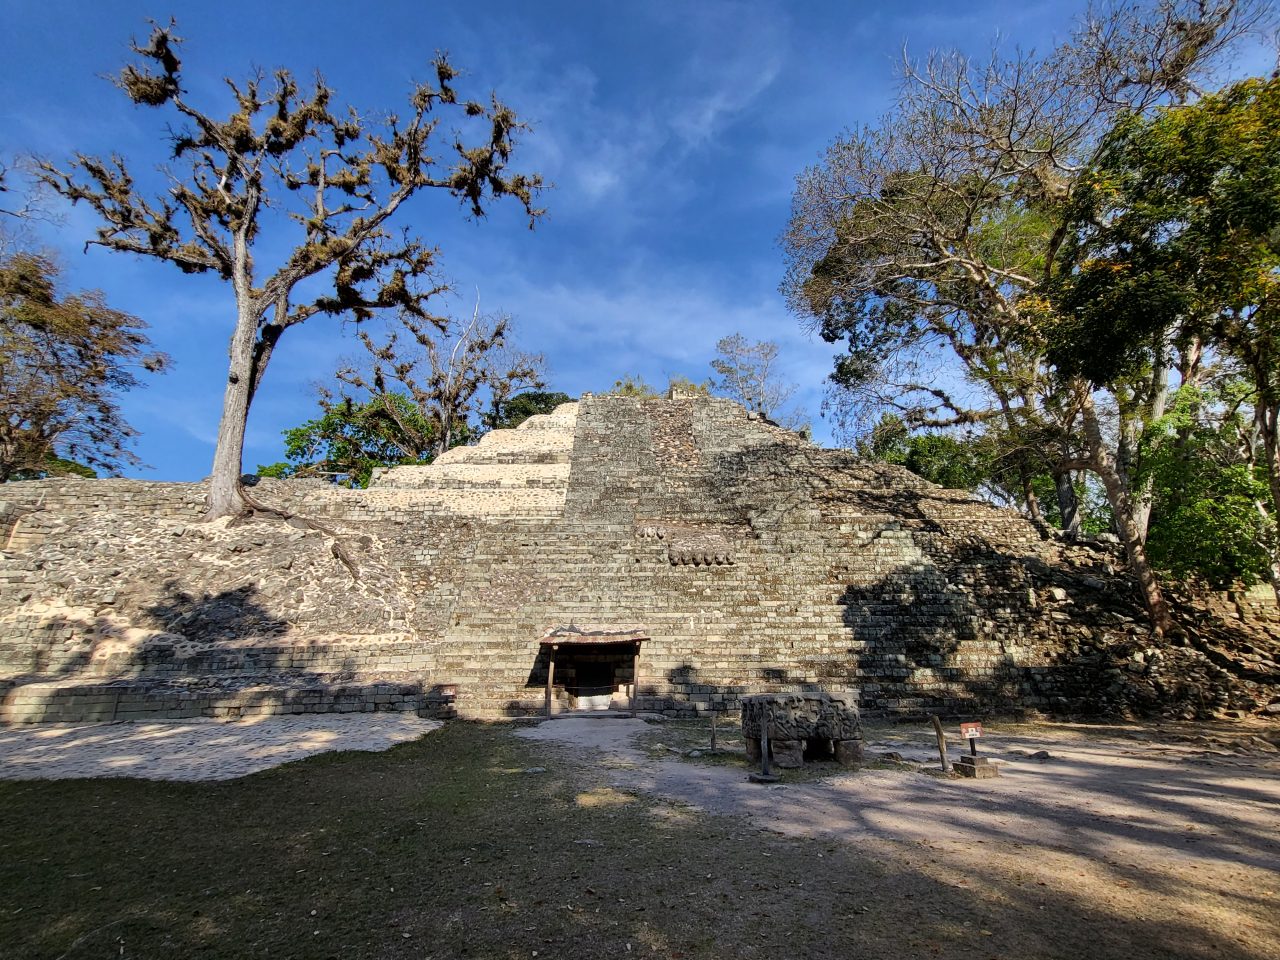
1, 397, 1276, 723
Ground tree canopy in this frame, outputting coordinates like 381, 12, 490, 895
256, 392, 442, 488
1050, 75, 1280, 595
340, 308, 546, 459
1049, 76, 1280, 388
709, 333, 806, 429
0, 252, 167, 481
39, 21, 543, 518
856, 415, 989, 491
484, 390, 574, 431
783, 0, 1269, 630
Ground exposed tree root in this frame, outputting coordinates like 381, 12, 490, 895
226, 482, 362, 582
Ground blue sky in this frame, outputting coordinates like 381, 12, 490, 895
2, 1, 1272, 480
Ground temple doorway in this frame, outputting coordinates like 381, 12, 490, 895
539, 626, 647, 716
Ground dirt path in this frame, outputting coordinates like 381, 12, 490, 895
518, 717, 1280, 958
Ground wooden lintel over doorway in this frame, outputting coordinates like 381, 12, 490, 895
538, 625, 649, 718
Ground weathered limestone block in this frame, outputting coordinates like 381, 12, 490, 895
740, 692, 864, 768
770, 739, 804, 768
955, 756, 999, 779
834, 738, 864, 766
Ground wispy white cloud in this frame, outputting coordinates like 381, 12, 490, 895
491, 0, 790, 218
476, 265, 838, 441
661, 3, 788, 149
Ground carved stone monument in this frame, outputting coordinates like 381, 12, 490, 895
741, 692, 864, 769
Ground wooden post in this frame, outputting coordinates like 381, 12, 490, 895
761, 708, 772, 778
545, 645, 557, 718
931, 715, 950, 773
629, 643, 641, 716
710, 712, 718, 752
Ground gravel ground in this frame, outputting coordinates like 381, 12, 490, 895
519, 716, 1280, 957
0, 714, 442, 781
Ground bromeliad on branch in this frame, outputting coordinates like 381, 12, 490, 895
38, 20, 544, 519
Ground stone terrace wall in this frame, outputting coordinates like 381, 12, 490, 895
0, 403, 586, 723
1, 396, 1276, 723
415, 396, 1276, 719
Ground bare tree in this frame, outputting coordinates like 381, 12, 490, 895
340, 304, 545, 459
37, 22, 542, 518
710, 333, 806, 430
480, 331, 549, 435
782, 1, 1268, 632
0, 158, 60, 258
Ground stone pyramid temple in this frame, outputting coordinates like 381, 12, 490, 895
1, 393, 1275, 723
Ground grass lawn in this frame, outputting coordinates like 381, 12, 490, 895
0, 720, 1272, 959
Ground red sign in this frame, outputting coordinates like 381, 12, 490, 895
960, 722, 984, 739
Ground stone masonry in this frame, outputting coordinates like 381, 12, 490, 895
1, 394, 1277, 723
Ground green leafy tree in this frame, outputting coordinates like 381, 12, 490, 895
1, 252, 167, 481
256, 392, 443, 488
857, 415, 990, 490
859, 413, 1117, 532
1137, 385, 1273, 587
483, 390, 573, 431
343, 307, 544, 459
39, 22, 542, 519
784, 2, 1266, 632
1051, 76, 1280, 595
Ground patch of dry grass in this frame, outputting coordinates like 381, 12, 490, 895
1, 720, 1274, 959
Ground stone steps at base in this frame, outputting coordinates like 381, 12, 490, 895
0, 638, 435, 678
0, 672, 456, 724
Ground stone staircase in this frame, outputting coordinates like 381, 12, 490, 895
1, 674, 450, 723
0, 617, 456, 723
0, 406, 582, 723
364, 403, 577, 518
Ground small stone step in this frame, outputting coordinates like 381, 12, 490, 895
1, 673, 456, 724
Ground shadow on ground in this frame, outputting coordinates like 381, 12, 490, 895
2, 719, 1277, 959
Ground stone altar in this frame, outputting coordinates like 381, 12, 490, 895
741, 692, 864, 769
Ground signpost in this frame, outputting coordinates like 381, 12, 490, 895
955, 721, 998, 779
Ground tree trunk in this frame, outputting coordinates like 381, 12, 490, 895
205, 309, 258, 520
436, 410, 453, 460
1265, 537, 1280, 610
1131, 357, 1170, 541
1254, 402, 1280, 608
1080, 393, 1172, 633
1020, 467, 1045, 524
1054, 470, 1082, 537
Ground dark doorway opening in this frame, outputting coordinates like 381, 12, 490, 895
570, 658, 618, 699
558, 644, 634, 710
803, 737, 837, 763
537, 626, 648, 718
